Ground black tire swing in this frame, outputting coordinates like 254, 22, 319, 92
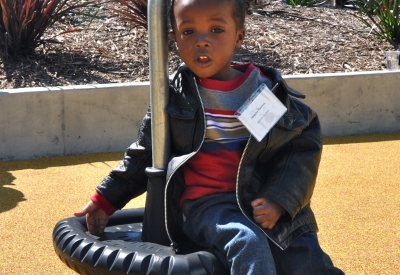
52, 208, 227, 274
52, 0, 228, 274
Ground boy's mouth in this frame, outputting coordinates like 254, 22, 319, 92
197, 55, 210, 62
195, 55, 211, 67
198, 55, 208, 61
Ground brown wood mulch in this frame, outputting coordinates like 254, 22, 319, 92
0, 1, 395, 90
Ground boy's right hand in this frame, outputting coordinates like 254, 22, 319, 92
74, 201, 109, 235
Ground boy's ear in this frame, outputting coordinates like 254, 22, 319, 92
235, 29, 245, 49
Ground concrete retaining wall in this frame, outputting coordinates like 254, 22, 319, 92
285, 70, 400, 137
0, 83, 150, 161
1, 70, 399, 161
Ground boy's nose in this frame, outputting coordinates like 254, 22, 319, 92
195, 34, 210, 47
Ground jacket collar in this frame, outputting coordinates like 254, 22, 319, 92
243, 63, 306, 99
171, 62, 305, 98
171, 63, 309, 132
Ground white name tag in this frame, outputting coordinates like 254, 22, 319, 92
235, 83, 287, 142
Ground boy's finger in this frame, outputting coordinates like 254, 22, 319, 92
73, 210, 87, 217
87, 224, 96, 234
251, 197, 266, 207
261, 221, 275, 230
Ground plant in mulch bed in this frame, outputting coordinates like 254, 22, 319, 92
0, 0, 96, 57
352, 0, 400, 49
109, 0, 269, 28
287, 0, 330, 7
112, 0, 147, 29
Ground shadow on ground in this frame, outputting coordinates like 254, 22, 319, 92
0, 171, 26, 213
0, 152, 122, 213
323, 132, 400, 145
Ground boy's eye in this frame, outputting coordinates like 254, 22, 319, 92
212, 28, 224, 33
182, 29, 194, 35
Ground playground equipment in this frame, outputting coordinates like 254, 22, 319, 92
52, 0, 228, 274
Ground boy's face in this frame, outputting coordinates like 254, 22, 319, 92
173, 0, 245, 81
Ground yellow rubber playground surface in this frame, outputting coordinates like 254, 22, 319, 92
1, 133, 399, 275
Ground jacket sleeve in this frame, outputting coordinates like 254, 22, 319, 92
258, 101, 322, 220
95, 106, 153, 210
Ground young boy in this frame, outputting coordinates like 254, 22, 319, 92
75, 0, 345, 274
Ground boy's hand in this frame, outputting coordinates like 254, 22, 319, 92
74, 201, 109, 235
251, 197, 285, 229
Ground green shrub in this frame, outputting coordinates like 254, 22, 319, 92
352, 0, 400, 49
0, 0, 95, 57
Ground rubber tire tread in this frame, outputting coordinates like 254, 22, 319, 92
53, 208, 228, 275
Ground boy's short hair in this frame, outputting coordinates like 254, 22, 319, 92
168, 0, 246, 31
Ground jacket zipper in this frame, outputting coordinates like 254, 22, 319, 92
166, 78, 284, 251
235, 137, 284, 251
235, 82, 285, 251
164, 78, 207, 250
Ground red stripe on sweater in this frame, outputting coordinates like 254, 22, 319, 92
180, 149, 241, 207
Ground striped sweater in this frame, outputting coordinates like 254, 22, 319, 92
180, 63, 273, 207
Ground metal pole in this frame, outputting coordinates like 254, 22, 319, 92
142, 0, 171, 246
148, 0, 170, 170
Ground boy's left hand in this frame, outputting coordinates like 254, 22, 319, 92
251, 197, 285, 229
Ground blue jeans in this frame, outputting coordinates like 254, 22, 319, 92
269, 231, 345, 275
182, 193, 277, 275
182, 193, 345, 275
